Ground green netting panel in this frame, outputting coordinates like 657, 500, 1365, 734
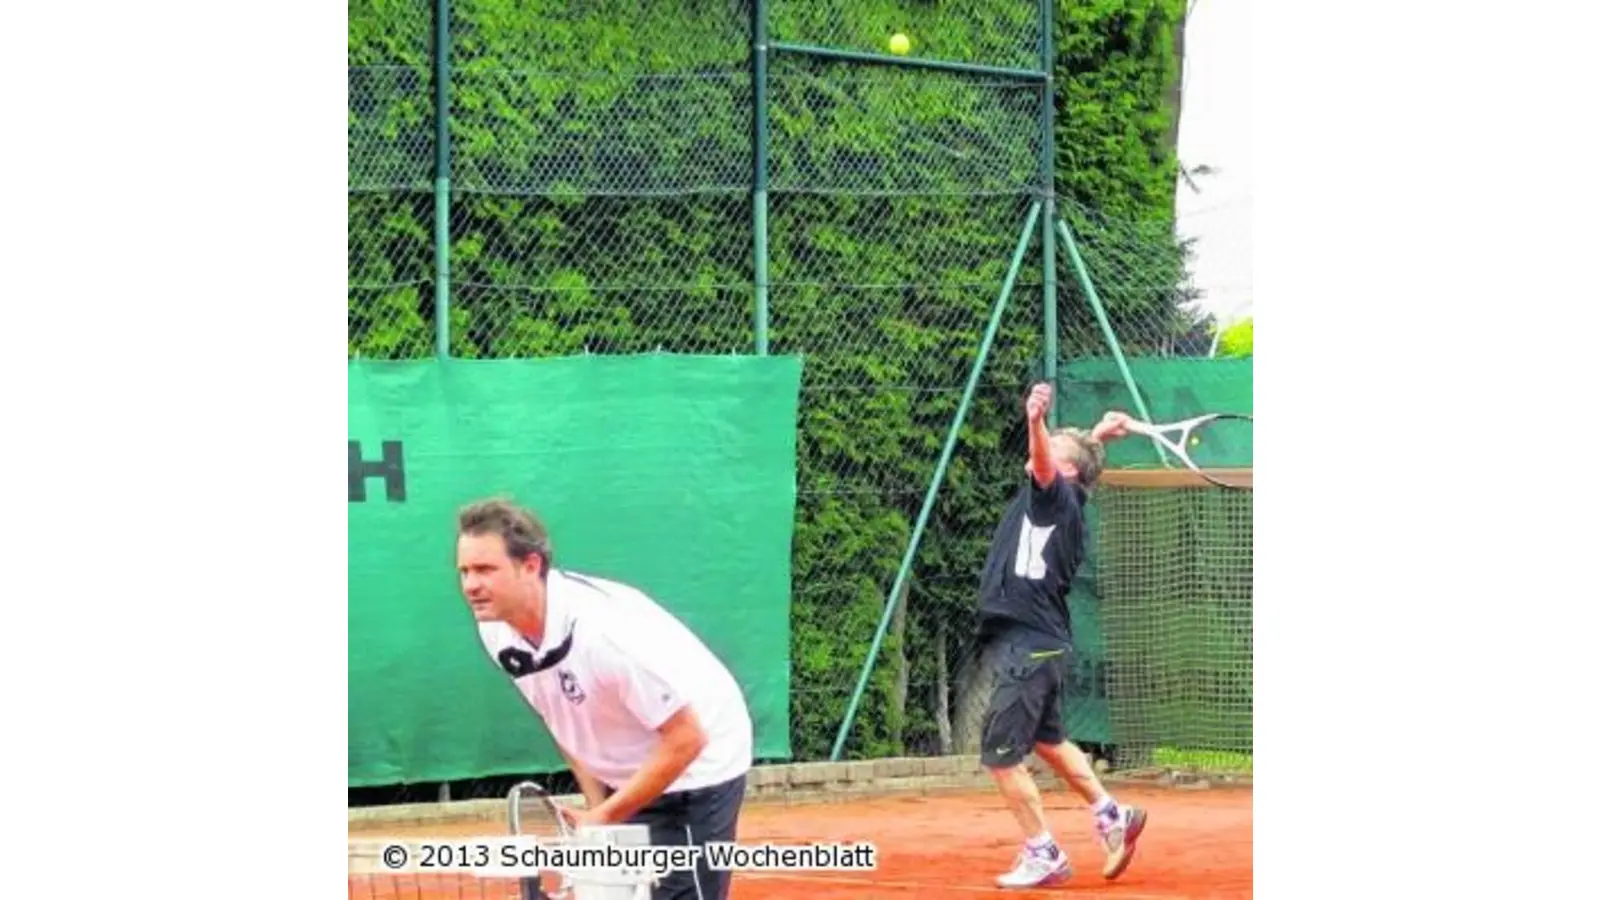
1090, 477, 1253, 774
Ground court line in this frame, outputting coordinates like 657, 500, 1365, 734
737, 871, 1179, 898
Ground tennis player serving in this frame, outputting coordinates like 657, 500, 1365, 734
977, 382, 1147, 888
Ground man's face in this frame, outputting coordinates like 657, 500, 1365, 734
456, 532, 542, 622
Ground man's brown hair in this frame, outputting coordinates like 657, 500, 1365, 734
457, 498, 553, 571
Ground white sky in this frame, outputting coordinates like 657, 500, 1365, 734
1175, 0, 1253, 327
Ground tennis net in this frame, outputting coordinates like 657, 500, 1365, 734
349, 840, 535, 899
1089, 468, 1253, 776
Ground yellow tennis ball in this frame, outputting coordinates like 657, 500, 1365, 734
889, 33, 911, 55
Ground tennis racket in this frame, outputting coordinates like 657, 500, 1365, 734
508, 780, 577, 900
1123, 413, 1253, 489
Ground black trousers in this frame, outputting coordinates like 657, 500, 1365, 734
617, 773, 748, 900
525, 774, 747, 900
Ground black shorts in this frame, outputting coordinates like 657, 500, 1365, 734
980, 639, 1071, 768
603, 773, 748, 900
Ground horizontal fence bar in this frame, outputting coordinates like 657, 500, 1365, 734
771, 41, 1048, 82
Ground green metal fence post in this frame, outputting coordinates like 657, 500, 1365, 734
829, 201, 1043, 762
1056, 216, 1169, 463
1038, 0, 1058, 426
751, 0, 771, 354
432, 0, 451, 358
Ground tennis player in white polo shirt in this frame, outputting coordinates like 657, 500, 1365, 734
455, 498, 754, 900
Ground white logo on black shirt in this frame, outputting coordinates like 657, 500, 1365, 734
1012, 515, 1055, 580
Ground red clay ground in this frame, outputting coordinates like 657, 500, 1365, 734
350, 785, 1252, 899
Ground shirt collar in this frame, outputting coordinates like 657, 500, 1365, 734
520, 571, 577, 671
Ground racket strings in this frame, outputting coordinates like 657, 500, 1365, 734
1127, 414, 1251, 489
509, 783, 575, 900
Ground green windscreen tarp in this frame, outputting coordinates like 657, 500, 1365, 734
1058, 356, 1253, 467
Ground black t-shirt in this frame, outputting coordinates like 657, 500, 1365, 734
975, 472, 1089, 649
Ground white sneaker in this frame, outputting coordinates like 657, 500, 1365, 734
996, 847, 1072, 888
1097, 805, 1148, 880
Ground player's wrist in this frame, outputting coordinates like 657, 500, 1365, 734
588, 796, 625, 824
1090, 420, 1127, 442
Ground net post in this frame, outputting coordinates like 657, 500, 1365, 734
829, 201, 1043, 762
431, 0, 452, 359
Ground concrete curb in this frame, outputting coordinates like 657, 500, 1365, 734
347, 755, 1100, 830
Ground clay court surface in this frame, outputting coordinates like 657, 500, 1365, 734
349, 785, 1252, 898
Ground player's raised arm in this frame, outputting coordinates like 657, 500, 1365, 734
1026, 382, 1057, 488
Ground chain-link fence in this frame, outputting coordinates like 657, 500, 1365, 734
348, 0, 435, 359
349, 0, 1248, 801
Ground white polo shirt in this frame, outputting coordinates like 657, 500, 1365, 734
478, 569, 753, 793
